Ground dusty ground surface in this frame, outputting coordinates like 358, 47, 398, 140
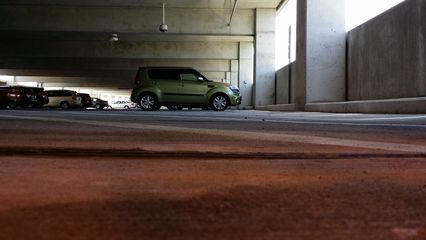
0, 110, 425, 239
0, 157, 425, 240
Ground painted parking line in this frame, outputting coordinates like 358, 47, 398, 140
358, 115, 426, 121
56, 111, 426, 127
299, 113, 363, 118
5, 110, 426, 128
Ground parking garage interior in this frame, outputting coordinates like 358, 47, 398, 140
0, 0, 426, 239
1, 0, 425, 113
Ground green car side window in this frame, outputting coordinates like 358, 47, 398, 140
180, 73, 198, 81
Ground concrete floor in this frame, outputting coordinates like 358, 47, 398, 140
0, 109, 425, 240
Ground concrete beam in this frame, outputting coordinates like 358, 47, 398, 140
0, 0, 282, 9
0, 69, 136, 80
0, 58, 232, 72
5, 68, 229, 81
15, 76, 131, 88
0, 31, 254, 43
0, 6, 255, 35
0, 40, 239, 59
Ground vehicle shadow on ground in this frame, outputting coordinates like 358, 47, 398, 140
0, 182, 425, 240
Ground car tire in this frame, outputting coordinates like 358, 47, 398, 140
167, 105, 183, 111
210, 94, 229, 111
60, 101, 69, 109
139, 93, 159, 111
95, 104, 102, 110
7, 102, 17, 109
124, 105, 130, 109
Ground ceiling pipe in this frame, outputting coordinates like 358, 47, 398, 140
228, 0, 239, 26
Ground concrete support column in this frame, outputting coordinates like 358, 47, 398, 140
254, 9, 276, 107
295, 0, 346, 110
239, 42, 254, 108
230, 60, 239, 87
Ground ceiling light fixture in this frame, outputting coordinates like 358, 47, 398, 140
109, 33, 119, 42
159, 3, 168, 32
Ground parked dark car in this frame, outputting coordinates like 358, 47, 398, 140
0, 86, 38, 108
0, 86, 23, 109
29, 87, 49, 107
78, 93, 92, 109
17, 86, 38, 107
91, 98, 109, 110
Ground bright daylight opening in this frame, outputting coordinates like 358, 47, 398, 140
0, 75, 13, 81
0, 75, 13, 86
275, 0, 406, 70
275, 0, 297, 70
345, 0, 406, 31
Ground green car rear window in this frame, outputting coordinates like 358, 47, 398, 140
148, 69, 180, 80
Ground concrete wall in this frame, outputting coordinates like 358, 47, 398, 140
276, 62, 296, 104
347, 0, 426, 100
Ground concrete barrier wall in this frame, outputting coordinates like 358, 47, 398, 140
276, 62, 296, 104
347, 0, 426, 101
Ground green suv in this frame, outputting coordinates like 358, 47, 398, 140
131, 67, 242, 111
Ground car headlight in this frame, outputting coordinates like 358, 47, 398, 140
229, 85, 240, 94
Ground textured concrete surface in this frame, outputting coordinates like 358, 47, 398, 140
295, 0, 346, 107
305, 97, 426, 114
347, 0, 426, 101
0, 109, 425, 239
254, 8, 276, 107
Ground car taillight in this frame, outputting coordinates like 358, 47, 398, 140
7, 92, 19, 97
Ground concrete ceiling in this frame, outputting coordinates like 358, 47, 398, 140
0, 0, 282, 9
0, 0, 283, 89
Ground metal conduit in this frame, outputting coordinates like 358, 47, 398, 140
228, 0, 239, 26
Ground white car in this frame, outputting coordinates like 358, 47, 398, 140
110, 100, 137, 109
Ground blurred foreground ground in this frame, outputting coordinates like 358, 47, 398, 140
0, 110, 425, 240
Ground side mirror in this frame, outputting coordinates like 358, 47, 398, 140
197, 77, 204, 82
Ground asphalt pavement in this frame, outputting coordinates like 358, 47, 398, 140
0, 109, 425, 240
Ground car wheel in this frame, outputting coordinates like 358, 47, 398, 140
167, 105, 183, 111
124, 105, 130, 109
60, 101, 69, 109
95, 104, 101, 110
7, 102, 17, 109
210, 94, 229, 111
139, 93, 159, 111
